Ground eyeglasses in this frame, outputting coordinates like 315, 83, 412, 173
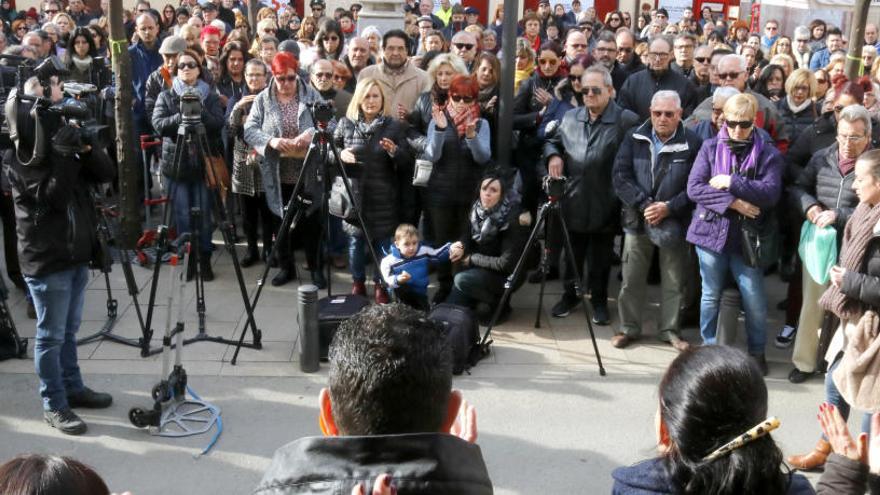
796, 39, 809, 43
177, 61, 198, 69
726, 120, 753, 129
450, 94, 474, 103
765, 26, 778, 31
648, 52, 670, 59
263, 28, 276, 33
568, 43, 587, 49
16, 26, 26, 31
793, 85, 810, 93
245, 72, 266, 78
537, 58, 558, 65
314, 71, 333, 79
581, 86, 603, 95
567, 73, 582, 83
838, 134, 867, 143
652, 110, 676, 118
453, 42, 475, 50
44, 9, 58, 14
712, 107, 724, 115
717, 72, 740, 80
695, 56, 710, 63
275, 75, 297, 83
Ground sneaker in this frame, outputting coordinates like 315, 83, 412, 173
44, 408, 87, 435
591, 304, 610, 325
67, 387, 113, 409
788, 368, 816, 384
775, 325, 797, 349
551, 292, 579, 318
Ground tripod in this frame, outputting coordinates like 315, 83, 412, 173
141, 115, 261, 357
481, 178, 606, 375
76, 196, 147, 349
230, 109, 387, 364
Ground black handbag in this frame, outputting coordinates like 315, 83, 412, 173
737, 159, 779, 269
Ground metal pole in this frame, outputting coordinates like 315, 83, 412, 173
108, 0, 140, 249
845, 0, 871, 79
298, 284, 320, 373
496, 0, 519, 168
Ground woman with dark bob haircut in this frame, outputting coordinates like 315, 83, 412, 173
611, 345, 814, 494
0, 454, 112, 495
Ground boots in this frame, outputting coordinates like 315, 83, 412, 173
200, 254, 214, 282
271, 264, 296, 286
374, 284, 390, 304
787, 439, 831, 471
351, 280, 366, 296
311, 269, 327, 290
241, 244, 259, 268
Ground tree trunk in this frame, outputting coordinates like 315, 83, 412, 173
107, 0, 140, 249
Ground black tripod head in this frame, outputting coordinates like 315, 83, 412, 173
542, 175, 568, 203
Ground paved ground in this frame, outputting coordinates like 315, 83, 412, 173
0, 245, 841, 494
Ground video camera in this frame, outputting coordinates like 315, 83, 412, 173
542, 175, 567, 199
307, 101, 334, 128
180, 89, 202, 125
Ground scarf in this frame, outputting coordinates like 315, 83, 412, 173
514, 64, 534, 94
72, 55, 92, 72
819, 202, 880, 319
445, 99, 481, 137
355, 114, 386, 142
787, 95, 812, 115
713, 125, 764, 175
470, 196, 511, 244
839, 151, 858, 176
172, 76, 211, 102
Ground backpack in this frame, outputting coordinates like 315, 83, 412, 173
429, 303, 480, 375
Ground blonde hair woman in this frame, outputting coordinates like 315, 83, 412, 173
513, 38, 535, 95
779, 68, 820, 144
335, 78, 410, 302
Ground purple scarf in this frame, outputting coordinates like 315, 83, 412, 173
712, 125, 766, 176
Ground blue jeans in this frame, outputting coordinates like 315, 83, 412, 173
348, 234, 389, 282
825, 356, 873, 436
166, 177, 213, 253
695, 246, 768, 355
26, 265, 89, 411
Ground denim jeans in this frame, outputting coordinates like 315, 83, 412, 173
348, 234, 389, 282
166, 177, 213, 253
825, 355, 873, 436
695, 246, 768, 355
26, 265, 89, 411
447, 268, 507, 309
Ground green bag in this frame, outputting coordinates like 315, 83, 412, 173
798, 221, 838, 285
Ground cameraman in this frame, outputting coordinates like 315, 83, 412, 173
7, 74, 116, 435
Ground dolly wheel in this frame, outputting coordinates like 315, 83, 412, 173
129, 407, 150, 428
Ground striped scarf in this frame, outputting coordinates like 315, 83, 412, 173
820, 202, 880, 319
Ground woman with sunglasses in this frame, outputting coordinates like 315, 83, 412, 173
244, 52, 326, 288
333, 78, 411, 303
604, 10, 624, 32
312, 19, 344, 63
9, 18, 26, 45
152, 49, 226, 281
422, 74, 491, 303
250, 18, 278, 57
686, 93, 785, 374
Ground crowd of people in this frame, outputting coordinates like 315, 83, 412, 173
1, 0, 880, 491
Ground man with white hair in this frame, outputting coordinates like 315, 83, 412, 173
612, 90, 702, 351
686, 53, 788, 151
793, 26, 812, 68
450, 31, 478, 71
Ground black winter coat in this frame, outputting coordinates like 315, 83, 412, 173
790, 144, 859, 231
617, 68, 699, 120
6, 126, 116, 277
544, 102, 639, 233
461, 205, 529, 276
777, 98, 821, 151
333, 116, 412, 240
787, 113, 880, 175
406, 90, 437, 135
816, 453, 880, 494
152, 87, 225, 182
513, 71, 565, 132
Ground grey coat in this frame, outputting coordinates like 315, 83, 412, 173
244, 80, 322, 217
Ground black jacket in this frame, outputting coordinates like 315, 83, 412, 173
513, 71, 565, 132
613, 121, 702, 247
618, 56, 645, 77
406, 90, 437, 136
777, 98, 821, 153
544, 102, 639, 233
6, 125, 116, 277
789, 144, 859, 231
333, 116, 412, 239
152, 88, 225, 182
461, 205, 529, 275
611, 457, 815, 495
254, 433, 494, 494
617, 68, 699, 120
787, 113, 880, 175
144, 67, 172, 133
816, 453, 880, 494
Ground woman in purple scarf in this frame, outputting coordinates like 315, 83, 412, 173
686, 93, 785, 375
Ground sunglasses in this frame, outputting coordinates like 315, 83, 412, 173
726, 120, 753, 130
333, 74, 348, 81
450, 94, 474, 103
453, 42, 474, 50
275, 75, 297, 83
717, 72, 740, 80
314, 71, 333, 79
652, 110, 676, 118
817, 78, 828, 84
581, 86, 603, 95
695, 56, 710, 63
177, 61, 198, 69
567, 74, 582, 83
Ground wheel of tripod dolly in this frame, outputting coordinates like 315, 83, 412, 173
129, 408, 149, 428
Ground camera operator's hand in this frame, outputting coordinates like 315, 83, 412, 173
431, 107, 448, 129
547, 156, 564, 178
340, 148, 358, 164
644, 202, 670, 226
51, 124, 83, 157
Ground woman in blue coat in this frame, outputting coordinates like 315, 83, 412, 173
686, 93, 784, 374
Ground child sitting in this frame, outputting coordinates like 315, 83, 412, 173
380, 224, 450, 311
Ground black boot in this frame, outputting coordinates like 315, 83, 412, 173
311, 269, 327, 289
241, 245, 259, 268
272, 261, 297, 286
200, 254, 214, 282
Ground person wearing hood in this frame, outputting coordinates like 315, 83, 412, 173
618, 36, 699, 121
152, 48, 225, 281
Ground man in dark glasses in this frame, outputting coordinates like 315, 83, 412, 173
450, 31, 478, 70
685, 53, 788, 152
309, 0, 326, 21
309, 59, 350, 120
615, 29, 644, 76
612, 90, 701, 352
689, 44, 713, 101
544, 66, 639, 324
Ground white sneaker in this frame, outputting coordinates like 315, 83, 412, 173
774, 325, 797, 349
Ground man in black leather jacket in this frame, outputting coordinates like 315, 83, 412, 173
6, 75, 116, 436
255, 304, 493, 494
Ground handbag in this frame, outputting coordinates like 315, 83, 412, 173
328, 175, 359, 220
736, 157, 778, 269
204, 155, 230, 201
412, 158, 433, 187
